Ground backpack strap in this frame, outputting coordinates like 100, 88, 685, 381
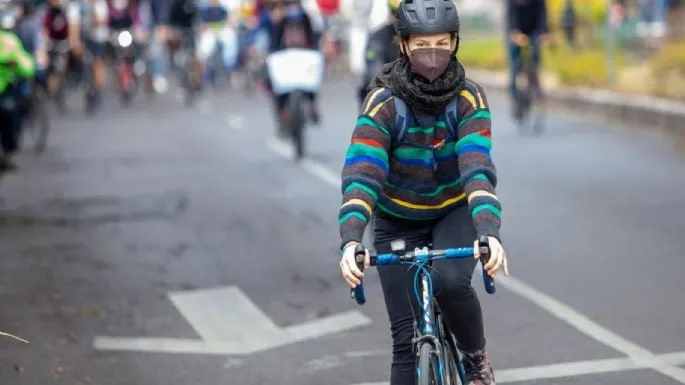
443, 94, 461, 138
392, 96, 409, 149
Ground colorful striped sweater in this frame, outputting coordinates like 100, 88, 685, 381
338, 81, 501, 248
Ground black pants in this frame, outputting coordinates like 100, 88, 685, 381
0, 89, 22, 155
274, 91, 316, 111
373, 204, 486, 385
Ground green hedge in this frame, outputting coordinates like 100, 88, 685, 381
458, 37, 685, 100
458, 36, 623, 87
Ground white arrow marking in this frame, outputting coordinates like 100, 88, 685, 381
169, 286, 284, 348
226, 115, 246, 130
93, 286, 371, 355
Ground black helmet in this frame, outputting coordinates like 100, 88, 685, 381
394, 0, 460, 38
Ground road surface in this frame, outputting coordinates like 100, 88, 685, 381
1, 78, 684, 385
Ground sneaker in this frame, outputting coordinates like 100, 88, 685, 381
462, 349, 495, 385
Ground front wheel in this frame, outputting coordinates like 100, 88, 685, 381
116, 60, 136, 107
288, 91, 306, 160
442, 329, 463, 385
417, 343, 440, 385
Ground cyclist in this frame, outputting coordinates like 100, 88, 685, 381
42, 0, 80, 97
197, 0, 237, 84
267, 0, 320, 131
506, 0, 549, 118
0, 11, 35, 170
15, 0, 47, 82
108, 0, 145, 35
338, 0, 507, 384
168, 0, 201, 89
146, 0, 171, 93
80, 0, 109, 109
15, 0, 41, 55
357, 0, 399, 106
237, 0, 270, 76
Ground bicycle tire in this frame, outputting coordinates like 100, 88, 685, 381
417, 342, 439, 385
288, 91, 306, 159
531, 91, 545, 135
441, 322, 463, 385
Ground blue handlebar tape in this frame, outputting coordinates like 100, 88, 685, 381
353, 283, 366, 305
482, 269, 496, 294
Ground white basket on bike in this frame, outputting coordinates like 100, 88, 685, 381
266, 48, 324, 96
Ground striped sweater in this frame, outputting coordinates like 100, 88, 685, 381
339, 81, 501, 248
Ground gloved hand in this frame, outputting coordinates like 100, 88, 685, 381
339, 241, 370, 288
474, 236, 509, 278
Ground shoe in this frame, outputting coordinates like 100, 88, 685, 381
462, 349, 496, 385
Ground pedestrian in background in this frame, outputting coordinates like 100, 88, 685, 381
561, 0, 577, 49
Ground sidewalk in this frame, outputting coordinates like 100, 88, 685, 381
468, 69, 685, 135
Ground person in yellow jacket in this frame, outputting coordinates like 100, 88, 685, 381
0, 25, 36, 171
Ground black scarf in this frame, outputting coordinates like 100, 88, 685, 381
369, 54, 466, 116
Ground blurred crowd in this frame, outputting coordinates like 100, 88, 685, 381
0, 0, 345, 169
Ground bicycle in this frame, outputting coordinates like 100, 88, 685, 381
351, 236, 496, 385
265, 48, 324, 160
512, 33, 545, 136
46, 40, 71, 114
170, 28, 202, 107
21, 79, 50, 154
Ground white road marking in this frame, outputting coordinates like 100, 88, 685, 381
500, 276, 685, 382
343, 350, 387, 358
169, 286, 283, 344
226, 115, 246, 130
266, 142, 685, 383
223, 358, 245, 369
94, 286, 372, 355
197, 99, 212, 114
267, 138, 341, 188
304, 355, 345, 373
350, 350, 685, 385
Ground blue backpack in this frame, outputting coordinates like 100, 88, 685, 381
391, 95, 461, 149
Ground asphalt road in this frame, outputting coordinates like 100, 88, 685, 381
1, 77, 684, 385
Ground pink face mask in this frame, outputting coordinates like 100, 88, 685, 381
407, 48, 452, 82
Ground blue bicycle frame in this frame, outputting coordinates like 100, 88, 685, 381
351, 236, 496, 385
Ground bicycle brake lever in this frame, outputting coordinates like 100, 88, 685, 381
478, 235, 496, 294
351, 243, 367, 305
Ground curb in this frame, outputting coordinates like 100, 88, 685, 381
467, 69, 685, 134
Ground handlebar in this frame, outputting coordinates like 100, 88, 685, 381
350, 235, 496, 305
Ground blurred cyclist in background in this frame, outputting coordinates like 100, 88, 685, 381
1, 2, 35, 170
145, 0, 171, 93
197, 0, 237, 85
357, 0, 399, 107
42, 0, 81, 97
80, 0, 109, 108
267, 0, 320, 134
15, 0, 47, 85
506, 0, 549, 118
237, 0, 270, 72
168, 0, 201, 89
108, 0, 145, 36
15, 0, 41, 56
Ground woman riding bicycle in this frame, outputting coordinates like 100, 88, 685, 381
337, 0, 508, 384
